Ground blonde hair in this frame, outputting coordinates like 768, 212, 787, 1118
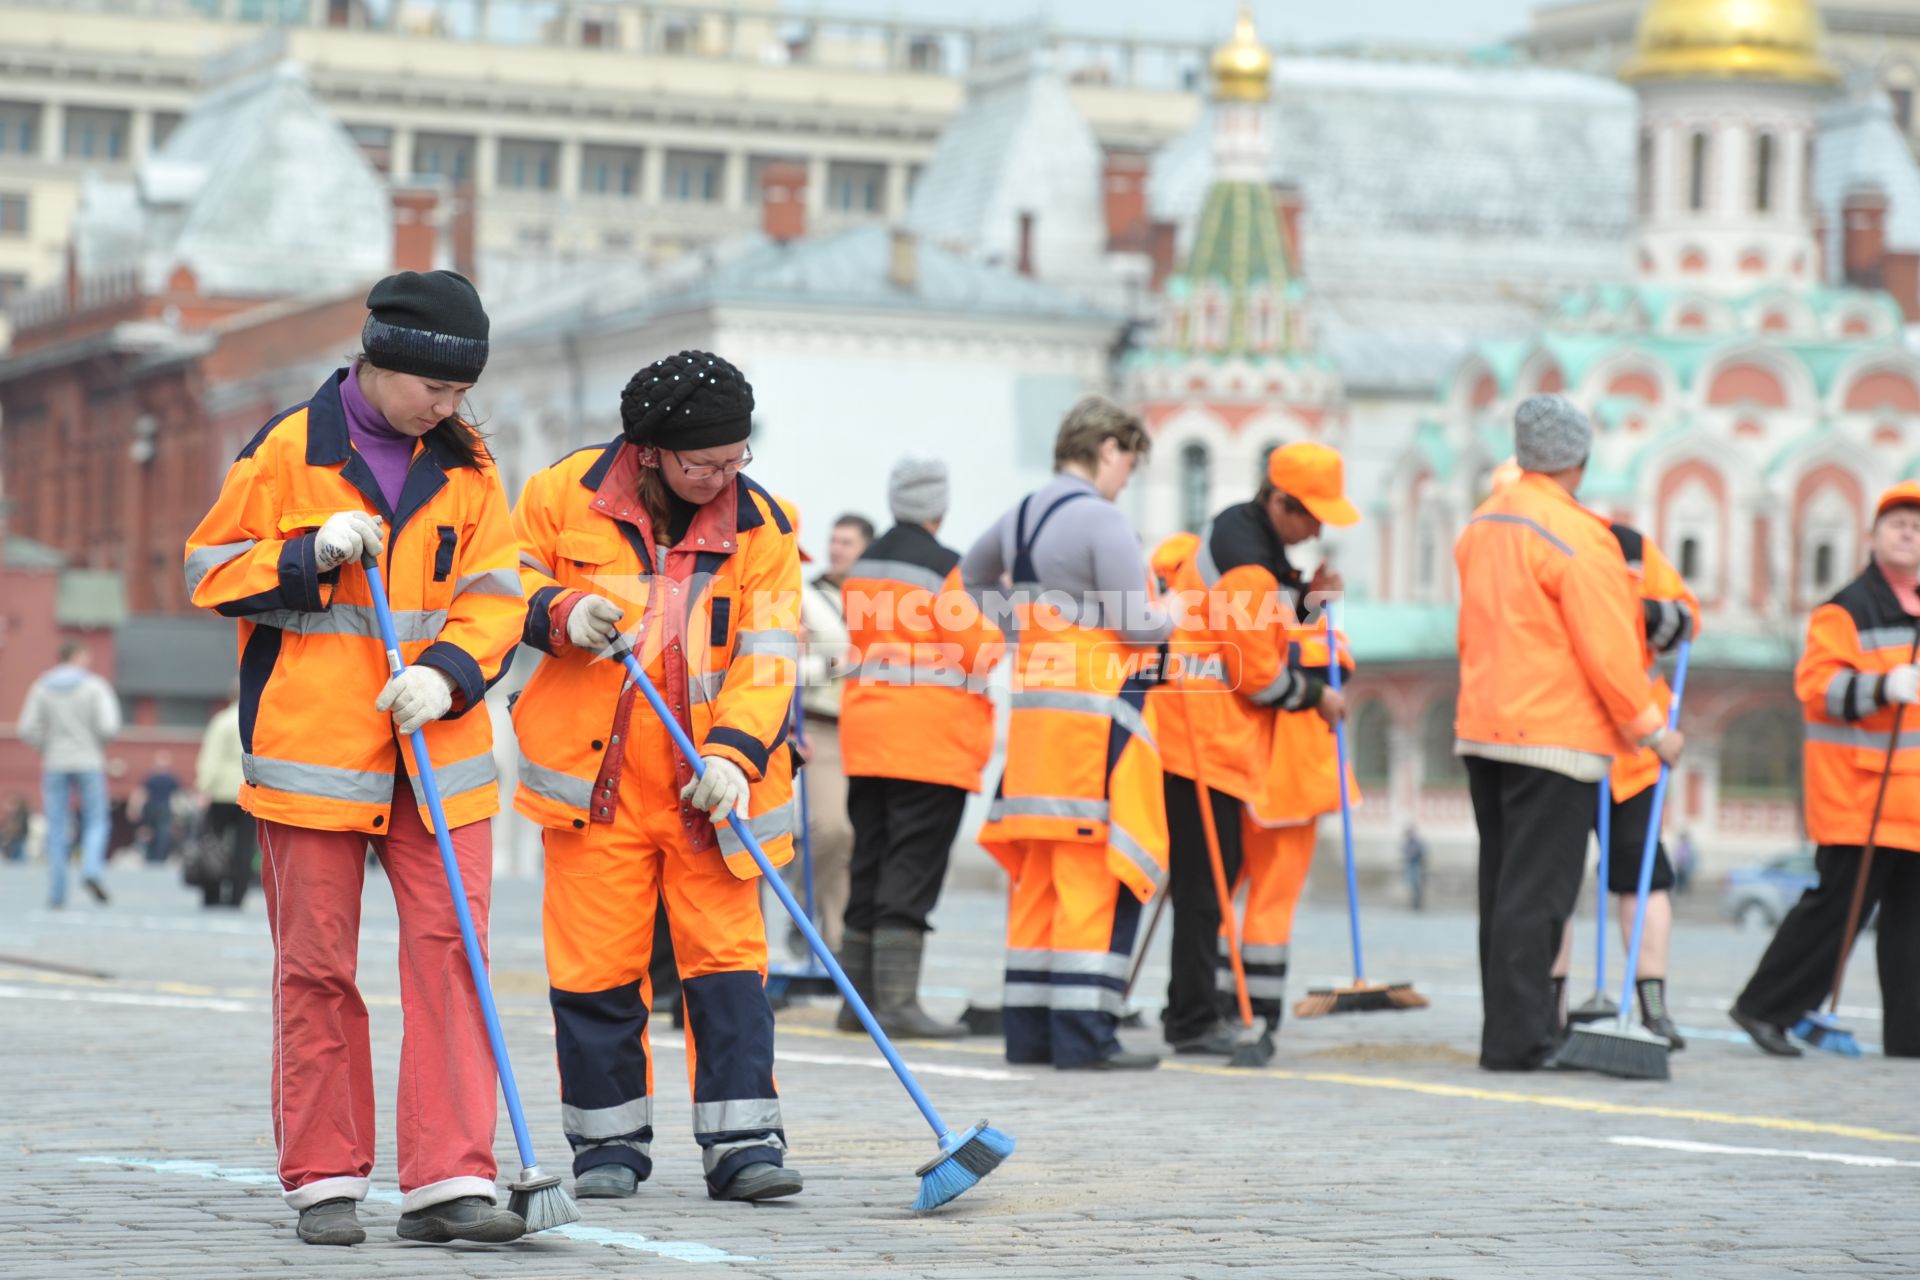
1053, 396, 1150, 471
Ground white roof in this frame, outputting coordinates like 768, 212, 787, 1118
1150, 56, 1639, 394
1816, 90, 1920, 272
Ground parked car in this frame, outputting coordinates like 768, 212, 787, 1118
1722, 846, 1878, 931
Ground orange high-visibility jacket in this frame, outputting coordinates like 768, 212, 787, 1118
183, 371, 524, 834
1251, 622, 1360, 827
1454, 472, 1663, 758
1609, 523, 1701, 802
1150, 504, 1318, 802
840, 524, 1004, 792
1795, 560, 1920, 851
510, 441, 800, 879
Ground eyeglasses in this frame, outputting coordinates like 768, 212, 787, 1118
668, 447, 752, 481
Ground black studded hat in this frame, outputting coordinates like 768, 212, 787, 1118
619, 350, 754, 450
360, 270, 489, 383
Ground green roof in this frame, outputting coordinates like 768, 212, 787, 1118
1154, 179, 1301, 358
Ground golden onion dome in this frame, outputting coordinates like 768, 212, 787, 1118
1620, 0, 1839, 87
1210, 4, 1273, 104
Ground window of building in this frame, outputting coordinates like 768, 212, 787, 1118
906, 35, 944, 72
1754, 132, 1773, 213
0, 272, 26, 307
1799, 487, 1858, 605
0, 101, 39, 155
498, 138, 558, 191
413, 132, 475, 183
1421, 696, 1466, 789
581, 144, 643, 196
663, 149, 723, 204
1637, 128, 1652, 217
1893, 87, 1915, 134
64, 107, 129, 161
1179, 443, 1211, 534
151, 111, 182, 150
1679, 536, 1701, 582
1351, 699, 1390, 787
1666, 476, 1721, 599
827, 160, 885, 213
1720, 705, 1801, 798
0, 193, 28, 236
1688, 130, 1710, 212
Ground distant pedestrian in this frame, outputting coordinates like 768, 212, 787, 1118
1402, 826, 1429, 912
18, 642, 121, 907
3, 795, 28, 863
133, 752, 183, 865
1673, 829, 1696, 895
815, 513, 875, 596
194, 690, 254, 908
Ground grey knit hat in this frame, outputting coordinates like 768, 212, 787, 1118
889, 455, 949, 524
1513, 394, 1593, 474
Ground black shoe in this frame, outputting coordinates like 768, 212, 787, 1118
1169, 1024, 1241, 1056
84, 878, 108, 903
296, 1198, 365, 1246
395, 1195, 526, 1243
713, 1161, 803, 1202
1059, 1050, 1160, 1071
1644, 1013, 1687, 1051
1730, 1006, 1802, 1058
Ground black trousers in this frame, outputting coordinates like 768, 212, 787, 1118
202, 802, 254, 907
1466, 756, 1594, 1070
1737, 844, 1920, 1057
1162, 772, 1244, 1043
844, 776, 968, 934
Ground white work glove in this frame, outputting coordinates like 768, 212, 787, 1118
1886, 664, 1920, 706
375, 666, 455, 735
566, 594, 627, 654
680, 755, 749, 820
314, 511, 385, 571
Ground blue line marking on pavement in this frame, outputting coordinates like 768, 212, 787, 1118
77, 1157, 757, 1263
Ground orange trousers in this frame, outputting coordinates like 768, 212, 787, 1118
1222, 817, 1317, 1026
1001, 838, 1142, 1068
542, 699, 784, 1195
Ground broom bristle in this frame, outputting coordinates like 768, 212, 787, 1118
1554, 1022, 1671, 1080
1792, 1014, 1863, 1057
1295, 981, 1427, 1017
913, 1122, 1015, 1212
508, 1172, 581, 1233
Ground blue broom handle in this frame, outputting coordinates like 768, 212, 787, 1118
618, 650, 955, 1143
790, 689, 817, 926
1324, 607, 1365, 983
1615, 638, 1690, 1028
1595, 776, 1611, 994
364, 563, 540, 1173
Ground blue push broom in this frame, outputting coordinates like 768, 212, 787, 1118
363, 561, 578, 1233
765, 689, 838, 1002
1567, 779, 1621, 1026
617, 649, 1013, 1211
1556, 638, 1689, 1081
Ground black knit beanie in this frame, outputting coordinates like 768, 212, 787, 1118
619, 350, 754, 450
361, 270, 490, 383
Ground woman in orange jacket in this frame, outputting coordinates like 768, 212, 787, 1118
512, 350, 805, 1202
1454, 395, 1683, 1072
183, 270, 527, 1247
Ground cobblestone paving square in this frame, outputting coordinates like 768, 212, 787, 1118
2, 862, 1914, 1279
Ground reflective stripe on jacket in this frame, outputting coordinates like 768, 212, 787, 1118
1454, 472, 1663, 758
1608, 523, 1700, 802
183, 370, 523, 835
509, 440, 800, 879
1795, 560, 1920, 851
840, 524, 1004, 791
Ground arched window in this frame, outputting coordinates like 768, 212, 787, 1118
1179, 443, 1211, 533
1637, 128, 1653, 217
1754, 132, 1774, 213
1721, 705, 1802, 800
1421, 696, 1466, 789
1689, 131, 1711, 212
1665, 474, 1722, 599
1351, 699, 1390, 788
1679, 536, 1701, 582
1800, 486, 1859, 604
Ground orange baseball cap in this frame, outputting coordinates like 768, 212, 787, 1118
1268, 441, 1359, 527
1150, 531, 1200, 581
774, 494, 814, 562
1876, 480, 1920, 520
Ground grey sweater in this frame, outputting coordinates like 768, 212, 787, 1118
962, 472, 1171, 644
18, 664, 122, 773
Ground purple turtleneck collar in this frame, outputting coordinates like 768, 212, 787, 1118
338, 362, 417, 512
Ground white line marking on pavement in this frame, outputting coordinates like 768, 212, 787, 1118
649, 1031, 1033, 1082
0, 983, 253, 1013
76, 1157, 758, 1263
1608, 1136, 1920, 1169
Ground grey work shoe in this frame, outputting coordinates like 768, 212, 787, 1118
395, 1195, 526, 1244
1169, 1023, 1242, 1056
296, 1197, 365, 1246
871, 926, 966, 1039
575, 1165, 641, 1199
713, 1161, 804, 1202
1059, 1050, 1161, 1071
835, 930, 873, 1033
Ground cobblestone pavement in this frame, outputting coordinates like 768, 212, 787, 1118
2, 859, 1914, 1280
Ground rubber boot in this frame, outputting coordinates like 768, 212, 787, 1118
835, 929, 873, 1033
872, 926, 966, 1039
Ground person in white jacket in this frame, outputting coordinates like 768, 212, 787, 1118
18, 643, 122, 906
